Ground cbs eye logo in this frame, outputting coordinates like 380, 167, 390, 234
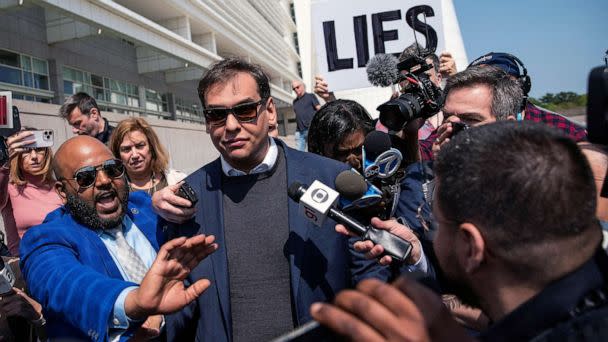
311, 188, 329, 203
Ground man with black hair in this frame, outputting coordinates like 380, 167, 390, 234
59, 92, 115, 144
312, 121, 608, 341
152, 57, 388, 341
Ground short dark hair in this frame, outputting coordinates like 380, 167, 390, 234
444, 66, 523, 120
197, 58, 271, 108
434, 121, 599, 277
59, 92, 100, 119
307, 99, 373, 157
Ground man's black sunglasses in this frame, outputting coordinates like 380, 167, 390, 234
60, 159, 125, 189
203, 99, 267, 127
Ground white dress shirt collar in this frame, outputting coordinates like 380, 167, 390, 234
220, 138, 278, 176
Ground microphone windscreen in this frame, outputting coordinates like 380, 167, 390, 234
366, 54, 399, 87
364, 131, 392, 160
288, 182, 303, 201
335, 170, 367, 201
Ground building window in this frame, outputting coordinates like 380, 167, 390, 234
290, 2, 297, 23
145, 89, 169, 114
175, 97, 203, 123
63, 66, 139, 110
0, 49, 49, 91
293, 32, 300, 54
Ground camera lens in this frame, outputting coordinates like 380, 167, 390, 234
377, 93, 422, 131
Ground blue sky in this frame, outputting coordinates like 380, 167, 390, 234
453, 0, 607, 98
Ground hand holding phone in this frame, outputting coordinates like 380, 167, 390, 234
176, 182, 198, 207
23, 129, 54, 149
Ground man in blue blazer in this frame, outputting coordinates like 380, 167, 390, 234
19, 136, 218, 341
153, 58, 389, 341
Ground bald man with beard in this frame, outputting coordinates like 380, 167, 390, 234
19, 136, 218, 341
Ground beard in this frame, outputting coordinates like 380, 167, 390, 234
437, 250, 483, 309
65, 188, 129, 231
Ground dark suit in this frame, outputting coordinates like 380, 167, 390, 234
19, 192, 161, 342
165, 140, 388, 341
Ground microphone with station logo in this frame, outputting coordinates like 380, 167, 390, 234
288, 181, 412, 263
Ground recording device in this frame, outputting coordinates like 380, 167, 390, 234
367, 50, 443, 131
0, 105, 22, 165
176, 182, 198, 207
0, 257, 15, 295
451, 121, 470, 137
335, 169, 384, 225
24, 129, 54, 149
586, 53, 608, 197
360, 131, 405, 219
288, 181, 412, 262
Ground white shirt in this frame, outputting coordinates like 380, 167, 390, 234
220, 138, 278, 176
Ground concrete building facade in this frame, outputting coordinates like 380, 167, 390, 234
0, 0, 302, 172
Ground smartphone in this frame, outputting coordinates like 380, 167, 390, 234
451, 122, 470, 137
176, 182, 198, 207
24, 129, 54, 149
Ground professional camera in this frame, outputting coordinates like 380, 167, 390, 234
376, 54, 443, 131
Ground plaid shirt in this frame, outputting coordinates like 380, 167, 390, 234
418, 103, 587, 161
524, 102, 587, 142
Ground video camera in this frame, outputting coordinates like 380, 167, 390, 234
375, 48, 443, 131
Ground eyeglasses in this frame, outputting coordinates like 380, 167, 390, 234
60, 159, 125, 189
203, 99, 266, 127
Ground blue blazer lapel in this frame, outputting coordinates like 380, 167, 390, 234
202, 160, 232, 336
282, 142, 314, 324
128, 203, 159, 251
64, 213, 125, 280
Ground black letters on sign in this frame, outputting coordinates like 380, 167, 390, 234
353, 15, 369, 67
371, 10, 401, 55
405, 5, 438, 54
323, 21, 353, 71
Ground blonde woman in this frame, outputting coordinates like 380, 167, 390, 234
1, 130, 61, 256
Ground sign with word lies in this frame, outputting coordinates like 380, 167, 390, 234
312, 0, 445, 91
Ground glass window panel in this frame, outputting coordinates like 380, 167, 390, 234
110, 92, 126, 105
146, 101, 158, 111
64, 80, 74, 94
128, 96, 139, 107
32, 58, 47, 75
91, 74, 103, 88
92, 87, 105, 101
161, 102, 168, 112
33, 74, 49, 90
63, 67, 73, 81
145, 89, 156, 100
0, 66, 22, 85
0, 50, 20, 68
23, 72, 33, 88
21, 56, 31, 71
74, 70, 84, 83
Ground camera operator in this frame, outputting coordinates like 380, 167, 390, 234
430, 65, 523, 156
313, 121, 608, 341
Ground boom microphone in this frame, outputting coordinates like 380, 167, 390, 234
288, 181, 412, 262
366, 53, 400, 87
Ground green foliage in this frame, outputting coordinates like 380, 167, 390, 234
529, 92, 586, 112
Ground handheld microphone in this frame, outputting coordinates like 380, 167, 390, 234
366, 54, 400, 87
335, 170, 383, 210
0, 257, 15, 294
362, 131, 402, 180
288, 181, 412, 262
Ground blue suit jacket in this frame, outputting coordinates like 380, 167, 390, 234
165, 140, 389, 341
19, 192, 162, 342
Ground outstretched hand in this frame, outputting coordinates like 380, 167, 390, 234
125, 234, 218, 319
311, 276, 473, 342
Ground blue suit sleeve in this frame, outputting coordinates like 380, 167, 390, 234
20, 226, 135, 342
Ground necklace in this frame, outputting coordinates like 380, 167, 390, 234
130, 172, 157, 195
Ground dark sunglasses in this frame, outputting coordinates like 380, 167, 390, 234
61, 159, 125, 189
203, 99, 266, 127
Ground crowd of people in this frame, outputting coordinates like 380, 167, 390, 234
0, 42, 606, 342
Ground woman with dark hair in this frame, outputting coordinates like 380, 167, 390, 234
109, 117, 186, 195
307, 99, 373, 170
